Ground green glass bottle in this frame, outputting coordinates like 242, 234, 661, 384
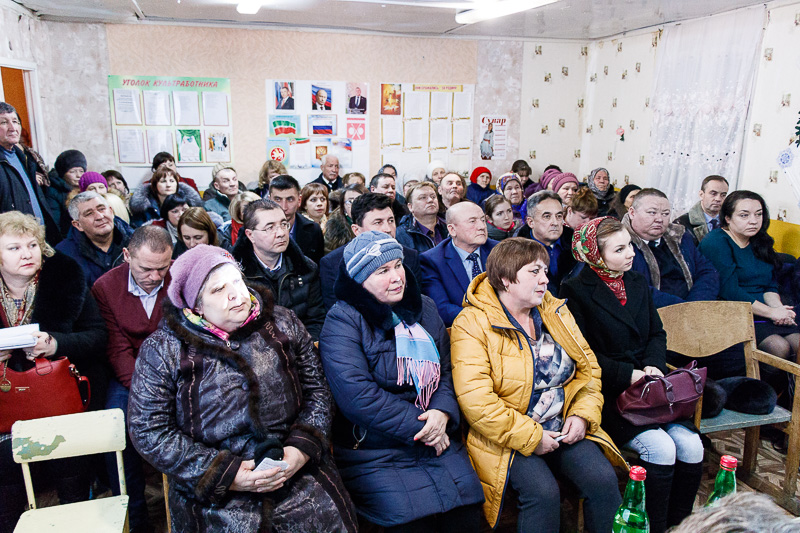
612, 465, 650, 533
706, 455, 737, 507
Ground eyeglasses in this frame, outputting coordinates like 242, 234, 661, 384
252, 221, 291, 235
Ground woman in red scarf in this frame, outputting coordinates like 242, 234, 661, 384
561, 217, 704, 533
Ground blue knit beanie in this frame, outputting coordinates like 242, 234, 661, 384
343, 231, 404, 284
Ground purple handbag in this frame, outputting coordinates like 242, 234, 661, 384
616, 361, 706, 426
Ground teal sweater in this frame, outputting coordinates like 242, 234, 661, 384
698, 228, 778, 304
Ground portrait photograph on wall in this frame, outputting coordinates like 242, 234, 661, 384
311, 84, 332, 111
275, 81, 295, 110
347, 82, 368, 114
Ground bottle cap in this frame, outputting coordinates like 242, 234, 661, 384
720, 455, 738, 470
630, 466, 646, 481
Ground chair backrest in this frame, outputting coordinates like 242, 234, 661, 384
11, 409, 126, 464
658, 301, 760, 378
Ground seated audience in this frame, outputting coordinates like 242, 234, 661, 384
79, 171, 130, 223
233, 199, 325, 340
562, 217, 703, 533
342, 171, 366, 187
92, 225, 173, 532
176, 207, 219, 257
56, 192, 133, 286
219, 191, 260, 250
699, 191, 799, 363
610, 184, 641, 220
518, 191, 577, 295
466, 166, 494, 206
420, 202, 498, 326
312, 153, 343, 192
324, 183, 366, 253
253, 159, 286, 198
129, 165, 201, 227
675, 175, 729, 245
0, 211, 108, 529
484, 195, 518, 240
402, 178, 419, 199
426, 160, 447, 186
438, 172, 466, 215
320, 232, 485, 532
377, 163, 407, 205
511, 159, 533, 192
203, 164, 240, 222
150, 192, 188, 245
564, 187, 599, 230
543, 171, 580, 208
269, 174, 324, 264
128, 245, 357, 533
524, 165, 560, 198
300, 182, 329, 231
370, 172, 407, 221
102, 169, 130, 200
150, 151, 199, 193
320, 193, 421, 311
396, 181, 449, 253
45, 148, 86, 235
586, 167, 616, 216
450, 237, 624, 532
497, 172, 526, 224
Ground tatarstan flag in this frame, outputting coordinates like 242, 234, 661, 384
272, 120, 297, 135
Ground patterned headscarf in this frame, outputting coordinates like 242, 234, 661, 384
571, 217, 627, 305
587, 167, 615, 200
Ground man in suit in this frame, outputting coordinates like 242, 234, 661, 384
91, 225, 173, 533
674, 175, 729, 246
313, 88, 330, 111
277, 85, 294, 110
311, 153, 343, 192
348, 86, 367, 114
320, 192, 421, 310
421, 201, 498, 326
518, 190, 577, 296
269, 174, 324, 264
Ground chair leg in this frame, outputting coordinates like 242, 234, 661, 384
742, 427, 760, 476
783, 376, 800, 500
577, 498, 585, 533
163, 473, 171, 533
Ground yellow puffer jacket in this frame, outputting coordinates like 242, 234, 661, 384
450, 273, 627, 528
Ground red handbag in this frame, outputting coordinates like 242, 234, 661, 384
0, 357, 90, 433
615, 361, 706, 426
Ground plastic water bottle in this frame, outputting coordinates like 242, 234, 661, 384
612, 465, 650, 533
706, 455, 737, 507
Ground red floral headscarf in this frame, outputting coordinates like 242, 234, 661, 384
571, 216, 627, 305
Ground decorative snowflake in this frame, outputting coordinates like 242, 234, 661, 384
777, 148, 794, 169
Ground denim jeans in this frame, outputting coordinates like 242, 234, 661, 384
507, 439, 621, 533
624, 423, 704, 465
105, 379, 149, 529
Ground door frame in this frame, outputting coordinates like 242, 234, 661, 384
0, 57, 47, 161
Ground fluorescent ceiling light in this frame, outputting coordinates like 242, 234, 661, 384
237, 1, 262, 14
456, 0, 559, 24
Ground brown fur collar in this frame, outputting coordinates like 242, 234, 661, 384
622, 213, 693, 291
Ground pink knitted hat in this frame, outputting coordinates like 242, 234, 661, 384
78, 172, 108, 192
539, 168, 562, 189
168, 244, 238, 309
550, 172, 579, 193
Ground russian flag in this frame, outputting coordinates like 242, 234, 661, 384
312, 125, 333, 135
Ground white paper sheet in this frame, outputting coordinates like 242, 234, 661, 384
430, 92, 452, 120
429, 120, 450, 151
452, 122, 472, 151
202, 92, 229, 126
117, 129, 146, 163
112, 89, 142, 125
452, 91, 472, 120
0, 323, 38, 350
289, 139, 312, 168
381, 117, 403, 148
173, 92, 201, 126
146, 130, 173, 159
403, 120, 427, 152
143, 91, 171, 126
403, 92, 428, 120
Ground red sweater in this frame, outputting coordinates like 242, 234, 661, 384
91, 263, 171, 388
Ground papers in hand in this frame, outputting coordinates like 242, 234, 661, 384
254, 457, 289, 472
0, 324, 39, 350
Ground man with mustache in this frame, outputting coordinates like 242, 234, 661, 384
421, 201, 498, 326
675, 175, 729, 245
233, 198, 325, 340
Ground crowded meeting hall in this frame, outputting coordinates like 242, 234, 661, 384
3, 0, 800, 531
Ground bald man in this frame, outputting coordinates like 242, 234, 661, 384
420, 202, 499, 326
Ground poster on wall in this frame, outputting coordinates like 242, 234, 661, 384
311, 84, 333, 111
107, 75, 233, 166
269, 115, 301, 137
309, 114, 337, 136
479, 115, 508, 160
381, 84, 402, 115
275, 82, 295, 110
346, 82, 367, 114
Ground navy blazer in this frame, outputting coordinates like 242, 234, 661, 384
420, 237, 498, 326
319, 242, 422, 311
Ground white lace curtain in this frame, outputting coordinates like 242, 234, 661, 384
646, 6, 765, 215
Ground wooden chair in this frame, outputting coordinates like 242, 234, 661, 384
11, 408, 130, 532
658, 301, 800, 513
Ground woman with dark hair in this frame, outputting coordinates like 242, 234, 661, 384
699, 190, 799, 361
586, 168, 616, 217
149, 192, 189, 245
129, 167, 202, 227
300, 182, 329, 231
564, 188, 599, 230
150, 151, 199, 193
324, 184, 367, 253
610, 184, 641, 219
102, 170, 130, 198
562, 217, 704, 533
483, 195, 517, 241
511, 159, 533, 190
176, 207, 219, 257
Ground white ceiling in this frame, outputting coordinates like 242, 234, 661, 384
16, 0, 775, 39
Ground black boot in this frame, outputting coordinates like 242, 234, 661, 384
638, 461, 673, 533
0, 485, 28, 533
667, 461, 703, 527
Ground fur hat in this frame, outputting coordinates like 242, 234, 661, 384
426, 160, 446, 180
54, 149, 87, 178
717, 377, 778, 415
78, 172, 107, 192
343, 231, 403, 284
168, 244, 237, 309
700, 378, 727, 419
469, 166, 492, 184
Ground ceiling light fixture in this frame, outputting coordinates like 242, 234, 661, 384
455, 0, 559, 25
237, 0, 262, 14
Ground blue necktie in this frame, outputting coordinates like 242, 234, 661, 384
467, 252, 481, 279
710, 218, 719, 230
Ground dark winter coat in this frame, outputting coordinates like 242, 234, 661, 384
319, 263, 484, 527
128, 182, 203, 227
128, 286, 357, 533
562, 268, 694, 445
43, 168, 75, 236
233, 236, 325, 340
291, 213, 325, 265
516, 224, 578, 297
0, 146, 61, 244
395, 214, 449, 254
466, 182, 494, 205
54, 217, 133, 287
1, 252, 109, 411
203, 189, 232, 222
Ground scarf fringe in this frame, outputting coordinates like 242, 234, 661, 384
396, 357, 440, 411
